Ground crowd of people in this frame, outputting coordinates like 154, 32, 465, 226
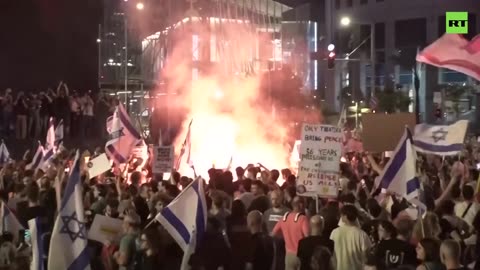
0, 138, 480, 270
1, 82, 480, 270
0, 83, 114, 141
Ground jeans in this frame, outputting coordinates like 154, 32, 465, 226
1, 111, 13, 137
29, 112, 41, 138
15, 115, 27, 139
285, 253, 300, 270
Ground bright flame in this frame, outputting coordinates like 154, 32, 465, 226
154, 18, 321, 178
214, 89, 224, 100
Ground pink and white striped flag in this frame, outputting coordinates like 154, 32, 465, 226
416, 34, 480, 81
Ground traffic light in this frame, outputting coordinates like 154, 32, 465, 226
327, 51, 336, 69
327, 44, 335, 70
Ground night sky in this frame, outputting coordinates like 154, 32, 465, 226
0, 0, 102, 92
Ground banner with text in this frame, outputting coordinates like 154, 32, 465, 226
152, 146, 174, 174
297, 124, 342, 198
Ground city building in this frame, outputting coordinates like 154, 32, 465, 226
330, 0, 479, 123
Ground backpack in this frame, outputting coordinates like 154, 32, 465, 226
282, 212, 305, 222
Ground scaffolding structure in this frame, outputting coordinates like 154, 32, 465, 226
141, 0, 291, 87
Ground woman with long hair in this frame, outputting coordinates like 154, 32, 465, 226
139, 228, 164, 270
416, 238, 443, 270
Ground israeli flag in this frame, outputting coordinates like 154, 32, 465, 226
155, 177, 207, 270
413, 120, 468, 156
39, 118, 57, 171
55, 119, 64, 147
48, 151, 90, 270
0, 141, 9, 165
29, 217, 45, 270
26, 145, 45, 171
45, 118, 56, 152
105, 103, 142, 165
0, 201, 24, 242
377, 127, 421, 202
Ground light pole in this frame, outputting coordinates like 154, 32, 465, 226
123, 1, 144, 112
340, 17, 376, 99
97, 25, 102, 90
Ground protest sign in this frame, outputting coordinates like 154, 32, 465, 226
87, 153, 111, 179
88, 215, 124, 244
152, 146, 174, 174
297, 124, 342, 198
362, 113, 416, 152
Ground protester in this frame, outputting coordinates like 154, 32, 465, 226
2, 94, 480, 270
416, 238, 443, 270
272, 196, 309, 270
246, 210, 274, 270
330, 204, 372, 270
440, 239, 465, 270
114, 212, 141, 270
297, 215, 334, 270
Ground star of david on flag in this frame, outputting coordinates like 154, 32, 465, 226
431, 128, 448, 143
413, 120, 468, 156
105, 103, 142, 165
60, 212, 87, 242
48, 151, 90, 270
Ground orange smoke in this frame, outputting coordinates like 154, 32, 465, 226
156, 18, 317, 179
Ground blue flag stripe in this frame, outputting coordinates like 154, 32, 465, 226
406, 177, 420, 195
106, 144, 128, 164
381, 138, 407, 189
413, 140, 463, 153
118, 106, 141, 140
162, 207, 191, 245
66, 244, 90, 270
35, 218, 44, 270
60, 155, 81, 210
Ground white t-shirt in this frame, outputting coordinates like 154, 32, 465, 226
455, 201, 480, 228
330, 224, 372, 270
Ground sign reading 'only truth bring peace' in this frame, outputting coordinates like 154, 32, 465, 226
297, 124, 342, 198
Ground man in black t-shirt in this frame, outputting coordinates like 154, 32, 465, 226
246, 210, 274, 270
297, 215, 334, 270
375, 219, 417, 269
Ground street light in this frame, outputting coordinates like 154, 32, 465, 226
340, 16, 376, 99
136, 2, 144, 10
340, 17, 351, 27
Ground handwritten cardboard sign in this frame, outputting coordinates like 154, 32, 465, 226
297, 124, 342, 198
152, 146, 174, 174
88, 215, 124, 244
362, 113, 416, 152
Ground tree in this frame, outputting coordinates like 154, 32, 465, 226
390, 47, 420, 121
377, 88, 412, 113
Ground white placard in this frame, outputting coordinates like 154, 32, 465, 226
297, 124, 342, 198
152, 146, 174, 174
88, 215, 124, 244
87, 154, 111, 179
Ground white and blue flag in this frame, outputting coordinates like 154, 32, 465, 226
155, 177, 207, 270
55, 119, 64, 147
0, 141, 9, 165
48, 151, 90, 270
105, 103, 142, 165
26, 144, 45, 171
0, 201, 24, 242
377, 128, 421, 203
29, 217, 45, 270
413, 120, 468, 156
